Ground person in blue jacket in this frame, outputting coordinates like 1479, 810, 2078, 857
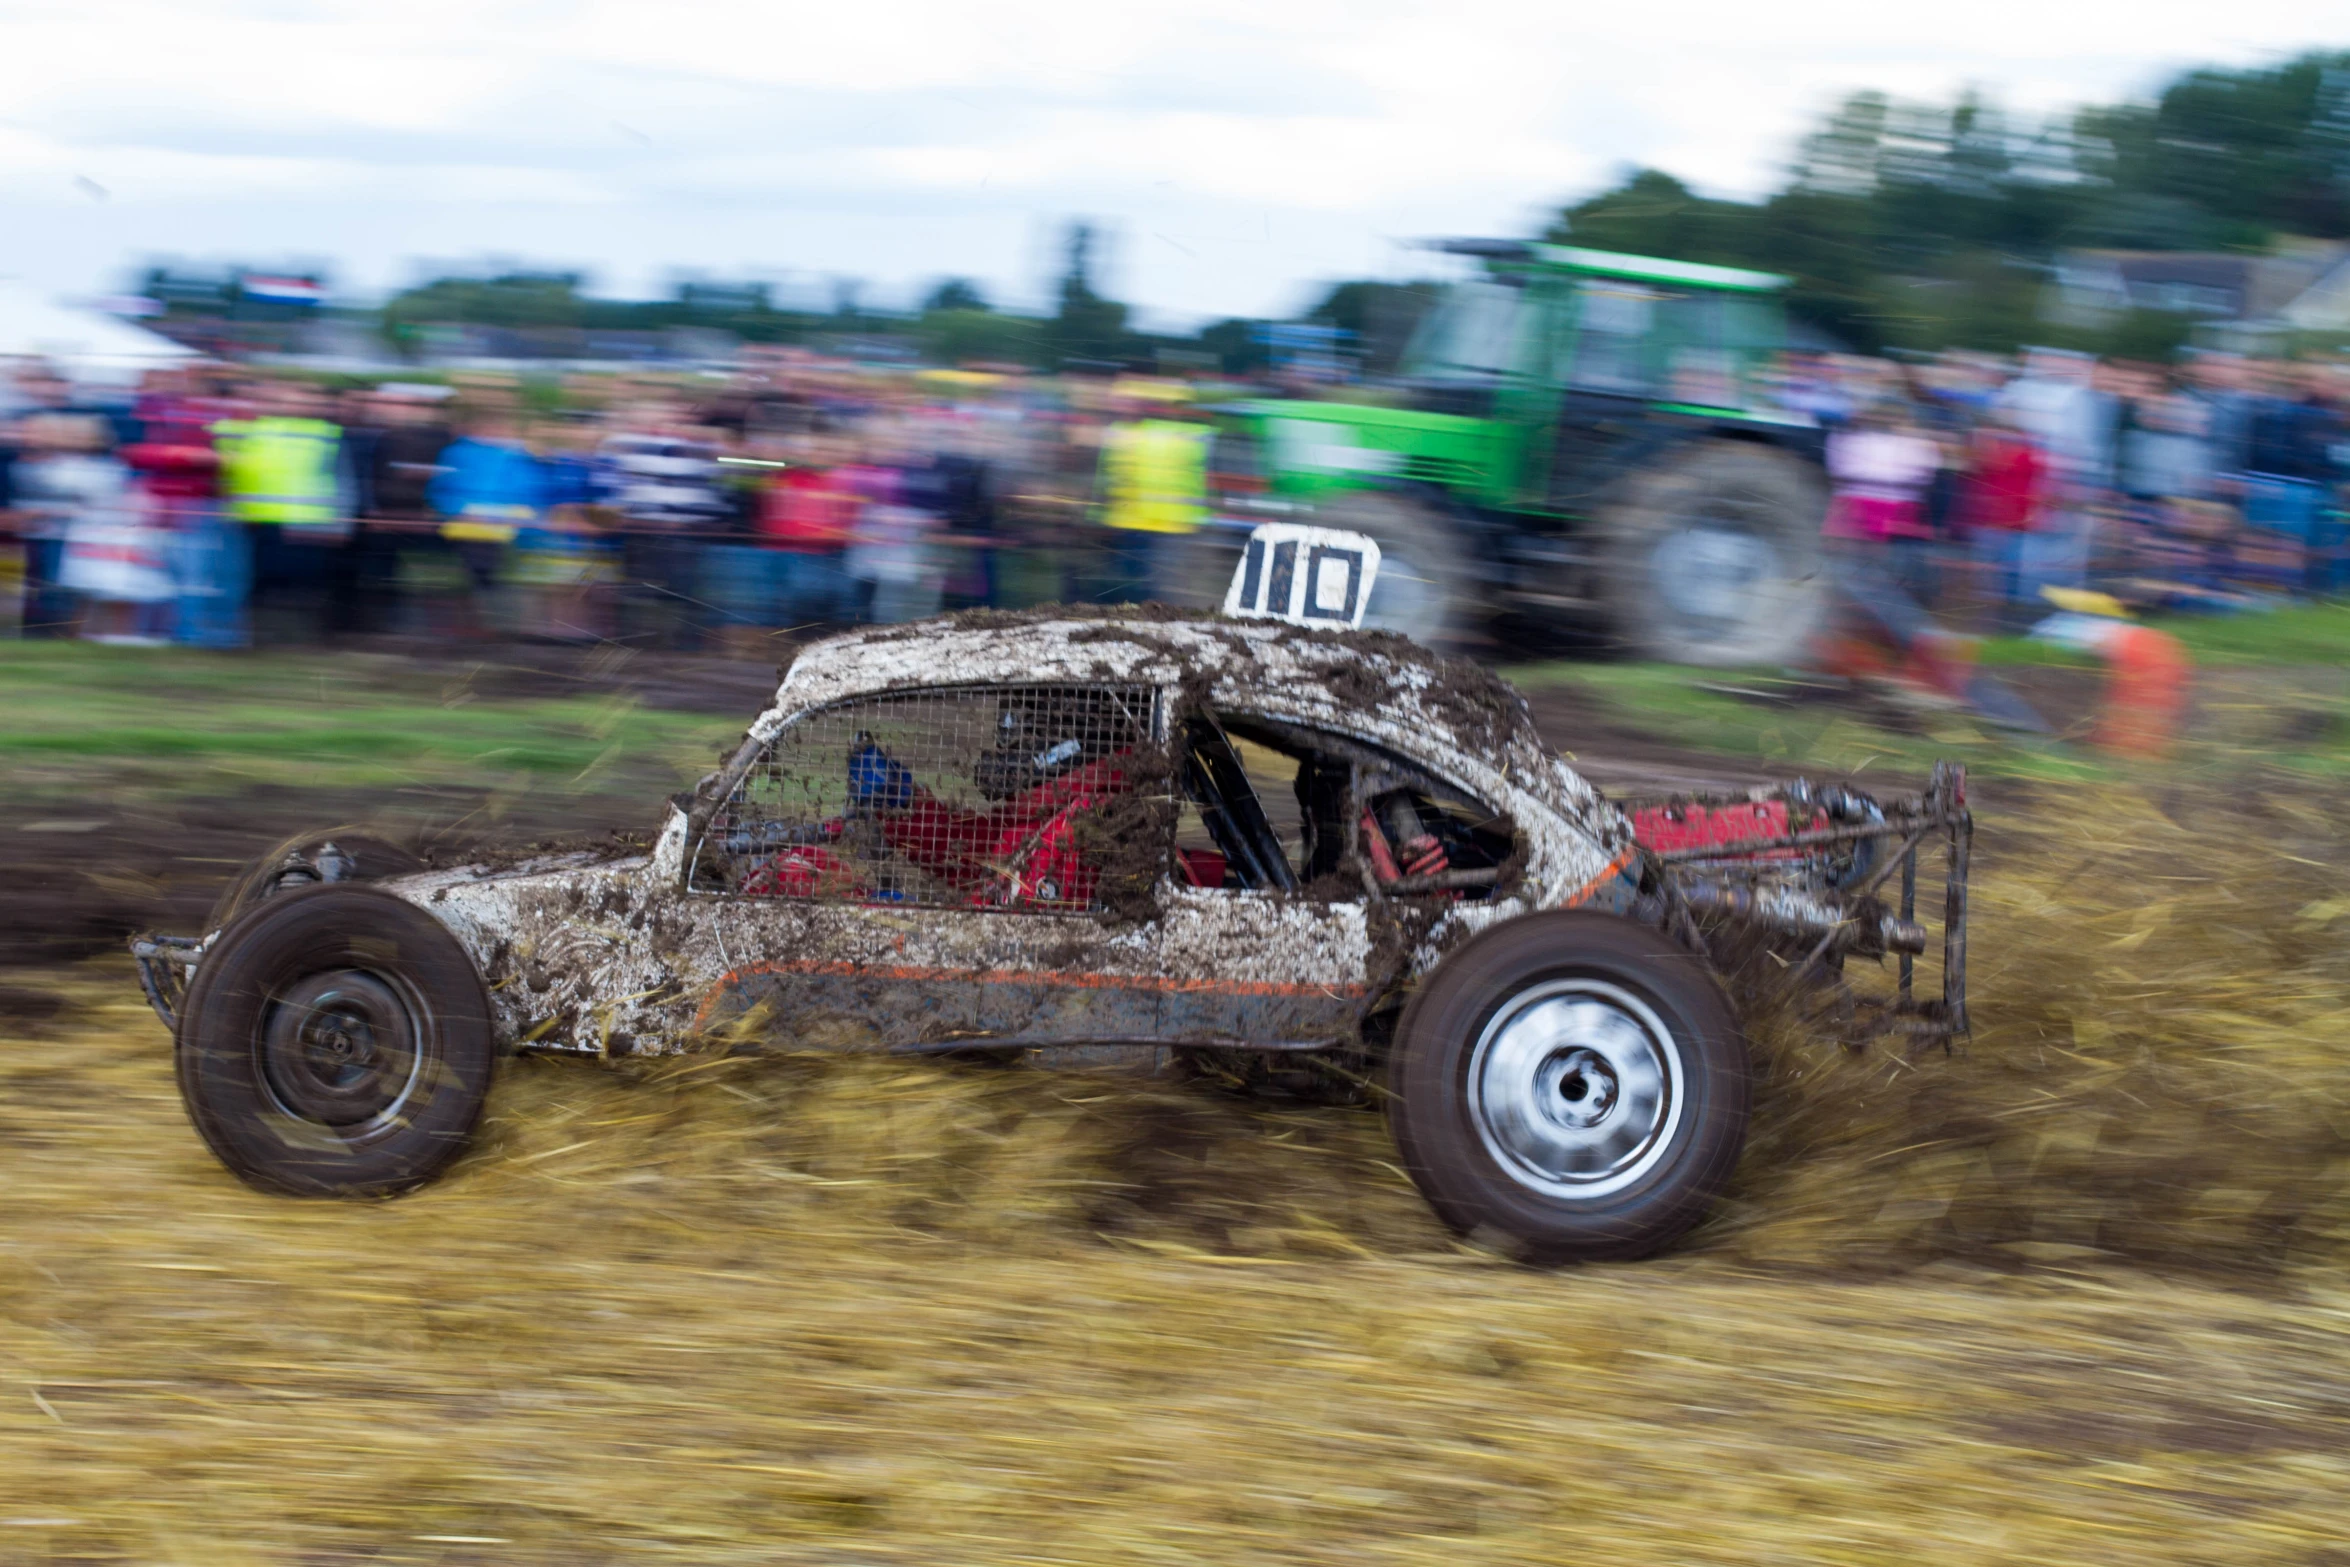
428, 405, 549, 628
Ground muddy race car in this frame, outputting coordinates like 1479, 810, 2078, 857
135, 530, 1972, 1262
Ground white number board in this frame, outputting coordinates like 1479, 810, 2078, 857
1221, 524, 1382, 630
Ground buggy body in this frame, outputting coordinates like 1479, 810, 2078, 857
138, 612, 1969, 1261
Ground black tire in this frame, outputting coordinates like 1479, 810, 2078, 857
207, 830, 428, 933
1597, 441, 1826, 666
176, 884, 494, 1197
1166, 489, 1478, 648
1389, 910, 1749, 1262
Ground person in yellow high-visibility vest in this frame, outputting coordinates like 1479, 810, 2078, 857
212, 382, 345, 528
1095, 398, 1209, 604
210, 379, 351, 642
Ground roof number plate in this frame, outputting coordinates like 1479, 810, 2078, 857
1223, 524, 1382, 630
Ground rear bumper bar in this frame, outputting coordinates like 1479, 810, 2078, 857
1642, 761, 1972, 1039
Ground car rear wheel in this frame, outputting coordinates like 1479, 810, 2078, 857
1389, 911, 1749, 1262
1597, 441, 1826, 667
176, 884, 494, 1197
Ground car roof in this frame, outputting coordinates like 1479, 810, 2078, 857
770, 609, 1542, 770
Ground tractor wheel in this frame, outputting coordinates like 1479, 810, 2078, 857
1597, 441, 1826, 666
207, 831, 427, 933
1388, 911, 1750, 1262
1166, 490, 1479, 649
176, 884, 495, 1197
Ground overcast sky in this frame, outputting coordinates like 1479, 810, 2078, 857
2, 0, 2344, 325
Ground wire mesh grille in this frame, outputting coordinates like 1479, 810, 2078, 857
694, 683, 1160, 911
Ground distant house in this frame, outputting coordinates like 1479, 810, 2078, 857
2048, 241, 2350, 345
2276, 252, 2350, 334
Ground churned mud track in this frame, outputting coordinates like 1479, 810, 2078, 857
6, 926, 2350, 1561
0, 783, 663, 969
10, 643, 2350, 1559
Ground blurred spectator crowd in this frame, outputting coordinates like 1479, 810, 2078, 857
1800, 347, 2350, 629
0, 343, 2345, 653
0, 351, 1157, 653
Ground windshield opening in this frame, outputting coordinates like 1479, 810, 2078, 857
1561, 281, 1777, 410
1401, 280, 1527, 381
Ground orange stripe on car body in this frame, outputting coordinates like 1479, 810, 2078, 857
1562, 846, 1639, 908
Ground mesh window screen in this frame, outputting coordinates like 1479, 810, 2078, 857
695, 684, 1160, 911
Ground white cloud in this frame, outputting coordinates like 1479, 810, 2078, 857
0, 0, 2342, 317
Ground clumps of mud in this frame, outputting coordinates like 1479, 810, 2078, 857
1276, 624, 1534, 755
1699, 776, 2350, 1280
859, 601, 1221, 644
840, 606, 1545, 758
416, 825, 657, 877
1069, 747, 1177, 926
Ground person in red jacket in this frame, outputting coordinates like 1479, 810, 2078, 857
755, 430, 856, 628
1958, 411, 2048, 629
123, 367, 235, 646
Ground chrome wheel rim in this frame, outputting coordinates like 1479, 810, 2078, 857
1467, 978, 1682, 1199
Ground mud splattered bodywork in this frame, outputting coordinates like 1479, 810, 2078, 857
137, 614, 1968, 1058
139, 619, 1627, 1056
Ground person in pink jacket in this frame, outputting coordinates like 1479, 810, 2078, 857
1826, 401, 1944, 606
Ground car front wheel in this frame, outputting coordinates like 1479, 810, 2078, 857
175, 884, 495, 1197
1389, 911, 1749, 1262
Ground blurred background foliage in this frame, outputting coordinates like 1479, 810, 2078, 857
1546, 51, 2350, 354
137, 50, 2350, 369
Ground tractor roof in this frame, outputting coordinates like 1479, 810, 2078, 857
1431, 237, 1790, 294
1536, 245, 1791, 293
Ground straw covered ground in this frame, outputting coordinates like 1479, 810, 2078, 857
6, 643, 2350, 1562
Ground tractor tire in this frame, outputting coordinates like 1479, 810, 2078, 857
1166, 490, 1479, 649
176, 884, 495, 1197
1388, 910, 1750, 1263
207, 831, 427, 933
1596, 441, 1826, 667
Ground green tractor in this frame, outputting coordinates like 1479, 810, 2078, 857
1199, 240, 1830, 665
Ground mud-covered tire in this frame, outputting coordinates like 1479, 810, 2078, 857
1389, 910, 1749, 1262
207, 831, 428, 933
1166, 489, 1479, 648
1598, 441, 1826, 666
176, 884, 494, 1197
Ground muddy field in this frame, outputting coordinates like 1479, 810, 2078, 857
6, 640, 2350, 1563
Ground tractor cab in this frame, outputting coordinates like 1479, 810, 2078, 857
1209, 240, 1831, 666
1399, 241, 1804, 495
